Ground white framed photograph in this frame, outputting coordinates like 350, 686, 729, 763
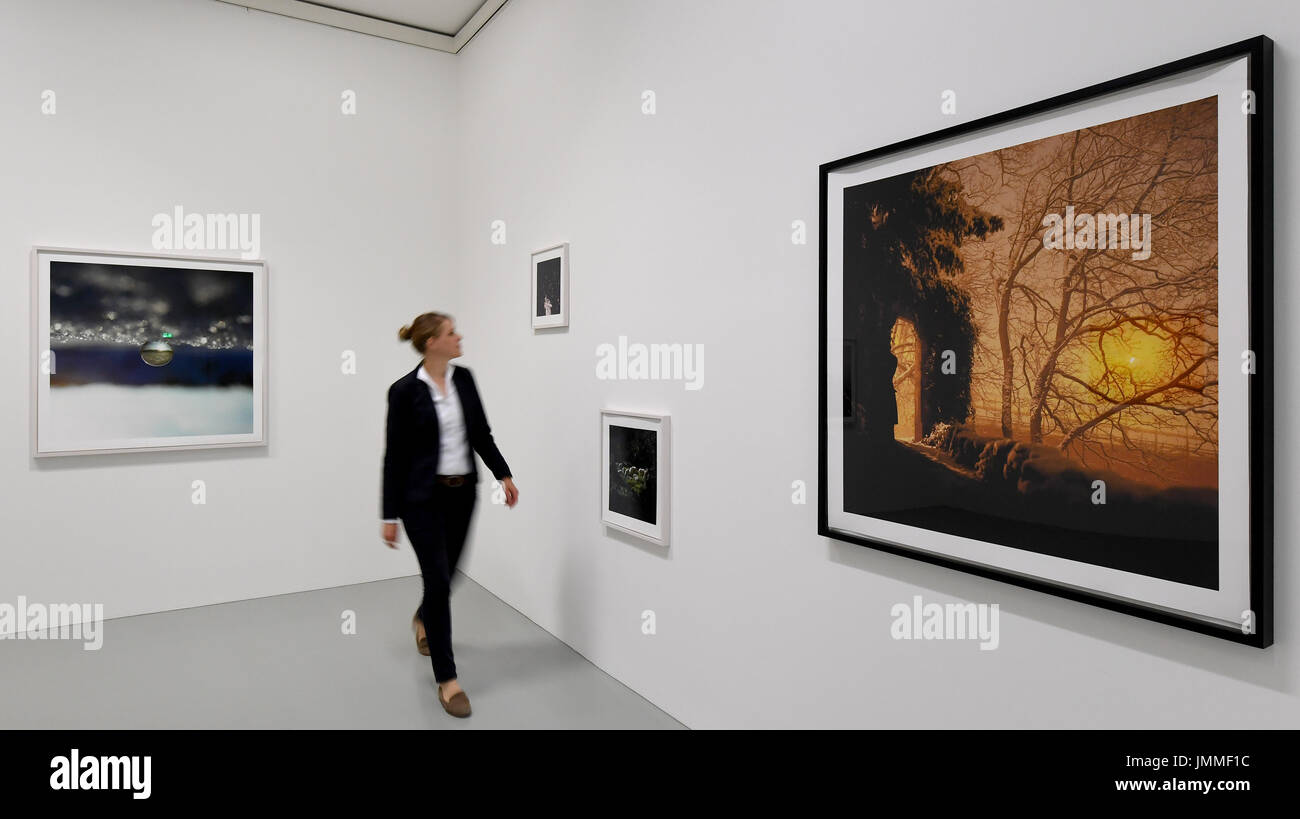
600, 409, 670, 546
531, 242, 568, 329
31, 246, 268, 456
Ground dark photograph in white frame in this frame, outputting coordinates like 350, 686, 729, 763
31, 246, 268, 457
819, 37, 1272, 647
601, 409, 670, 546
531, 242, 568, 329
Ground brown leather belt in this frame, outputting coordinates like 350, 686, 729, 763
435, 475, 470, 487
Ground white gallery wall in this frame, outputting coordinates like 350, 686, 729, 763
452, 0, 1300, 728
1, 0, 458, 620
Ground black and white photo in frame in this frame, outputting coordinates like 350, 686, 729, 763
531, 242, 569, 329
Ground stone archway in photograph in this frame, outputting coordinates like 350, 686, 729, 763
890, 316, 923, 442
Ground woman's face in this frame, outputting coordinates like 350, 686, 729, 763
426, 322, 463, 359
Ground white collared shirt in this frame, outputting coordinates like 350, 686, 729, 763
381, 362, 471, 524
419, 361, 472, 475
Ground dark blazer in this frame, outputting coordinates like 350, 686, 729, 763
381, 362, 512, 520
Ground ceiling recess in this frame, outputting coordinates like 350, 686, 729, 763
213, 0, 509, 52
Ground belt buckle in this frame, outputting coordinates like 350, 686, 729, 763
443, 475, 464, 487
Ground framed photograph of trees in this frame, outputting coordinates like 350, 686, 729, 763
819, 37, 1272, 646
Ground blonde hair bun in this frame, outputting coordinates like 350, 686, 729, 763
397, 312, 451, 354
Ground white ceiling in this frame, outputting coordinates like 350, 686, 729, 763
214, 0, 509, 52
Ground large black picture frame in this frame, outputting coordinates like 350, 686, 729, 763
818, 36, 1273, 647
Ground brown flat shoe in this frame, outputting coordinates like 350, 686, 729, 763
412, 612, 429, 656
438, 684, 471, 718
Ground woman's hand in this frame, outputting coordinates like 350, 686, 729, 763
502, 477, 520, 508
381, 522, 398, 549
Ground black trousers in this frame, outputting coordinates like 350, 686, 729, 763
402, 480, 477, 683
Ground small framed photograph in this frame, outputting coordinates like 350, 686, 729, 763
531, 243, 568, 329
601, 409, 670, 546
31, 246, 268, 456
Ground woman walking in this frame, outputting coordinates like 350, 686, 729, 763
380, 312, 518, 718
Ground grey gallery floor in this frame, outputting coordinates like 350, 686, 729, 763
0, 573, 684, 729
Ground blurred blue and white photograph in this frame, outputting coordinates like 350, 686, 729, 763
33, 248, 266, 455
